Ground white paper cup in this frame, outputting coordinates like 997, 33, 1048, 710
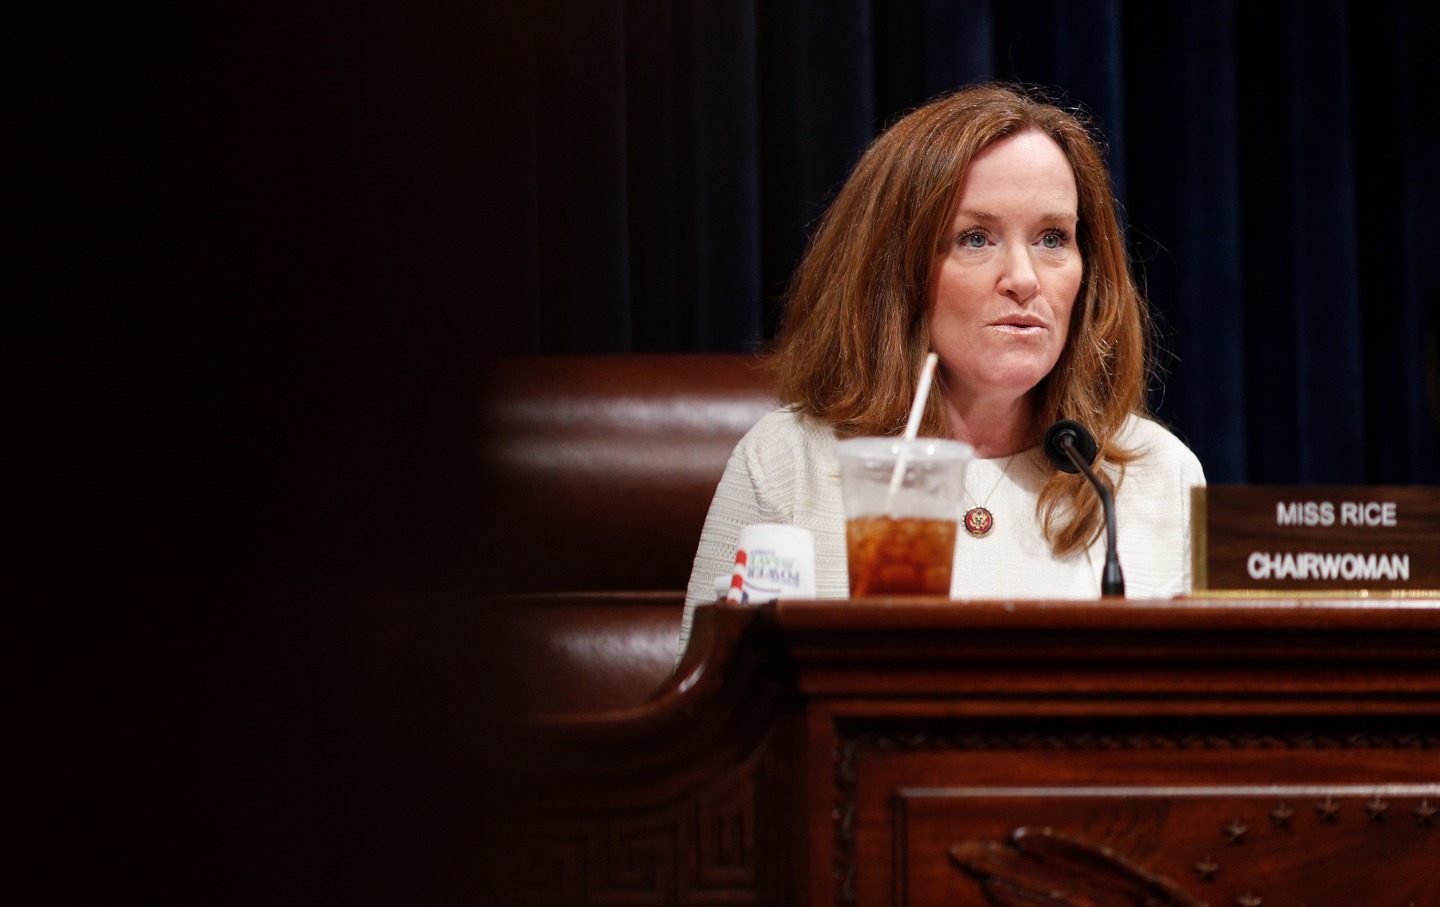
724, 523, 817, 604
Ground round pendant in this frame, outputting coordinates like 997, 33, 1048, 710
963, 506, 994, 538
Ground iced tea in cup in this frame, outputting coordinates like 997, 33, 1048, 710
834, 437, 973, 596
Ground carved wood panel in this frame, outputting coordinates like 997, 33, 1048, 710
834, 717, 1440, 907
919, 786, 1439, 906
513, 762, 778, 905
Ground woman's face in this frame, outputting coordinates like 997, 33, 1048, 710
928, 129, 1082, 411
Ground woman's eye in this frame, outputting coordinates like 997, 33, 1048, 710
1040, 230, 1067, 250
958, 231, 987, 249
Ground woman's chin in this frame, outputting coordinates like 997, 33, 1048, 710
965, 365, 1055, 401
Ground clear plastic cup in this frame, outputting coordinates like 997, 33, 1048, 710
834, 437, 973, 596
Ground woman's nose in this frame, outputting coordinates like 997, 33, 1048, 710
997, 246, 1040, 302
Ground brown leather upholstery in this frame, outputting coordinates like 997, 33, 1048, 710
491, 592, 698, 714
479, 354, 776, 595
479, 355, 777, 713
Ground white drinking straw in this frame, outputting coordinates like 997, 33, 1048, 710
887, 352, 939, 500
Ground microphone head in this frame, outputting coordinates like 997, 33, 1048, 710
1043, 419, 1098, 473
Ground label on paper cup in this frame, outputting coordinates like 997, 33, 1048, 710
725, 523, 816, 604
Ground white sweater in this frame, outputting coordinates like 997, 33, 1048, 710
680, 408, 1207, 655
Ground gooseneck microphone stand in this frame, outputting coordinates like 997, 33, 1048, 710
1042, 420, 1125, 597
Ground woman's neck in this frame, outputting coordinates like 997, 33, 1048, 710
942, 390, 1039, 459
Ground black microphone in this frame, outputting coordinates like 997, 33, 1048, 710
1042, 420, 1124, 597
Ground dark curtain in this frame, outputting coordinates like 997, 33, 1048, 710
502, 0, 1440, 485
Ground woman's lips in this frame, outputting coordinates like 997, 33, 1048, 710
991, 317, 1046, 335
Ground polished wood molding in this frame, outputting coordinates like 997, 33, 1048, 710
507, 598, 1440, 906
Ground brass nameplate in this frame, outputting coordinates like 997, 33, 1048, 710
1192, 486, 1440, 593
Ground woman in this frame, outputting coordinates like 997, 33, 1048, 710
681, 84, 1205, 652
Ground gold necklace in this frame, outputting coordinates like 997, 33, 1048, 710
962, 454, 1016, 538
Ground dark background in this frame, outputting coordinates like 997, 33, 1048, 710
12, 0, 1438, 902
16, 3, 509, 902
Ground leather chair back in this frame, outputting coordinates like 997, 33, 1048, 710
479, 355, 776, 595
